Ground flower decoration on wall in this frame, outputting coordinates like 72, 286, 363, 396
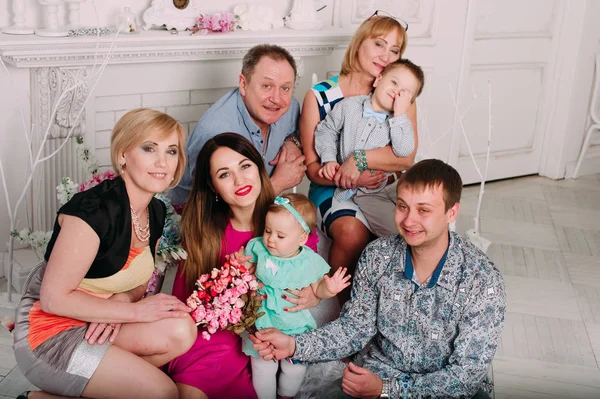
189, 11, 239, 34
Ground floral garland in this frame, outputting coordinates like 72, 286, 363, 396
12, 136, 187, 287
189, 11, 239, 34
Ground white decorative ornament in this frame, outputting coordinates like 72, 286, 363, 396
36, 0, 69, 37
233, 4, 282, 31
285, 0, 323, 30
64, 0, 86, 29
143, 0, 204, 31
2, 0, 34, 35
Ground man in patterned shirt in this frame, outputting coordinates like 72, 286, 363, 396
251, 159, 506, 398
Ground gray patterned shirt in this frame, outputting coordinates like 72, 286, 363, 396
293, 232, 506, 398
314, 95, 415, 201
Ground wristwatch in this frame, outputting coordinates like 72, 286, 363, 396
380, 379, 390, 398
284, 134, 302, 149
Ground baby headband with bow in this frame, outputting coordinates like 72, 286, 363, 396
274, 196, 311, 234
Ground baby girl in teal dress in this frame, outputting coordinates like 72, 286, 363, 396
235, 193, 351, 399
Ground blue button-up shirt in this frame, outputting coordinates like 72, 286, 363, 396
293, 232, 506, 398
169, 88, 300, 205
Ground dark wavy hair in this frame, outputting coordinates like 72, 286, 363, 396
180, 133, 275, 291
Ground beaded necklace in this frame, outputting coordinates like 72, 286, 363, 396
130, 205, 150, 241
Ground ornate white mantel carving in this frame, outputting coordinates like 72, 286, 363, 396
33, 67, 88, 139
0, 29, 354, 68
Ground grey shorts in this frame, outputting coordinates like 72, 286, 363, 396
354, 180, 399, 238
13, 262, 111, 397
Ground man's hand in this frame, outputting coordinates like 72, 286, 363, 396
393, 89, 413, 117
249, 328, 296, 360
277, 139, 303, 162
342, 362, 383, 399
282, 285, 321, 312
318, 162, 340, 181
270, 145, 307, 193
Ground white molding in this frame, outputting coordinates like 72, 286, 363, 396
538, 0, 588, 179
473, 32, 553, 40
0, 29, 354, 68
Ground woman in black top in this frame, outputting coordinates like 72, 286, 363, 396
13, 108, 196, 398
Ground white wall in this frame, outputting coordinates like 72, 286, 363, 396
552, 0, 600, 178
1, 0, 600, 283
0, 0, 297, 30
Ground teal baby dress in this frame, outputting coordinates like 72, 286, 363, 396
242, 237, 330, 356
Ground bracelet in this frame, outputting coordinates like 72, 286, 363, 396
285, 134, 302, 149
380, 378, 390, 398
353, 150, 368, 173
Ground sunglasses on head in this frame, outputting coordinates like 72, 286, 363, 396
368, 10, 409, 32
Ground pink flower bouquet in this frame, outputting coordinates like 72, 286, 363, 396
187, 257, 263, 340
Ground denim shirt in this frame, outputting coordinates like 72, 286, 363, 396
169, 88, 300, 205
293, 232, 506, 398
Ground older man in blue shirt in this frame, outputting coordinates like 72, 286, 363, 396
170, 44, 306, 205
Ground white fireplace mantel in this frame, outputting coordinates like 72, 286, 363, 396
0, 28, 354, 68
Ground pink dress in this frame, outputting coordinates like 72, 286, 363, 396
166, 222, 318, 398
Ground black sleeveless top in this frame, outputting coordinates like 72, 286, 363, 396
44, 176, 166, 279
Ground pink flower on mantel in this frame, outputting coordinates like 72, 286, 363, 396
209, 12, 236, 32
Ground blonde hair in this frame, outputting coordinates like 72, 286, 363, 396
341, 16, 407, 76
268, 193, 316, 233
111, 108, 187, 189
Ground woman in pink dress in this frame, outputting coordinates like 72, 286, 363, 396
166, 133, 317, 399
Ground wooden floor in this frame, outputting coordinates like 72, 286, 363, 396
1, 173, 599, 398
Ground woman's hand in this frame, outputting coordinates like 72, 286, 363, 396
86, 322, 121, 345
84, 291, 133, 344
282, 285, 321, 312
133, 293, 191, 323
356, 170, 387, 190
334, 158, 361, 190
335, 160, 386, 190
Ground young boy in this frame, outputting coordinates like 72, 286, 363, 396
314, 58, 424, 237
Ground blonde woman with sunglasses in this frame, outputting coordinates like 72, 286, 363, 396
296, 12, 418, 310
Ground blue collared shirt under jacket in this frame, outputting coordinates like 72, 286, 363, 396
169, 88, 300, 205
293, 231, 507, 398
